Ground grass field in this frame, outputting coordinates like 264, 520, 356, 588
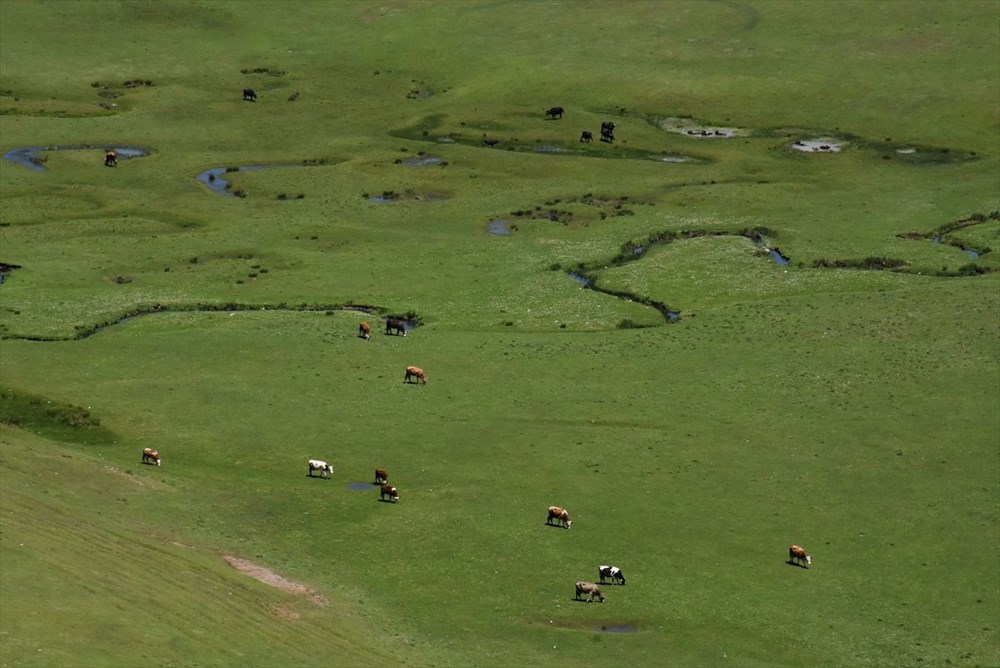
1, 1, 998, 666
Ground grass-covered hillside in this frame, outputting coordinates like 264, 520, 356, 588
1, 2, 998, 667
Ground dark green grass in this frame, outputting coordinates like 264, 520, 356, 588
1, 1, 998, 666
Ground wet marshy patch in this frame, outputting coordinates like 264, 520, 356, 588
347, 482, 372, 492
652, 115, 748, 139
4, 144, 151, 171
0, 262, 22, 286
388, 116, 705, 164
2, 302, 417, 342
792, 138, 844, 153
493, 193, 655, 230
363, 189, 450, 203
196, 159, 330, 197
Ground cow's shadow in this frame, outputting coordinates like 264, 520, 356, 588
570, 597, 599, 604
376, 498, 398, 503
305, 475, 331, 479
786, 560, 809, 569
543, 523, 569, 530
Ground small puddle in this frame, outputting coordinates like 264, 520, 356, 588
768, 248, 790, 266
792, 139, 843, 153
487, 219, 512, 235
595, 625, 637, 633
535, 146, 562, 153
655, 155, 694, 163
568, 272, 592, 286
347, 482, 372, 492
4, 144, 150, 171
398, 156, 441, 167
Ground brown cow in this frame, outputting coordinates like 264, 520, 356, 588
575, 581, 605, 603
380, 484, 399, 502
546, 506, 571, 529
404, 366, 427, 384
374, 468, 389, 485
359, 322, 371, 340
104, 150, 118, 167
141, 447, 160, 466
789, 544, 812, 567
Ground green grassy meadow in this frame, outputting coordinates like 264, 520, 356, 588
1, 1, 998, 666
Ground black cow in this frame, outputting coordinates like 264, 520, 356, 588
545, 106, 564, 119
385, 318, 407, 336
580, 130, 593, 143
243, 88, 257, 102
600, 128, 615, 143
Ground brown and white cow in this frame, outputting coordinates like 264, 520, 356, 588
359, 322, 371, 340
142, 447, 160, 466
380, 484, 399, 502
789, 544, 812, 567
374, 468, 389, 485
104, 150, 118, 167
575, 581, 605, 603
404, 366, 427, 384
546, 506, 571, 529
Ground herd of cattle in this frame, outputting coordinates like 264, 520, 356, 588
123, 114, 815, 603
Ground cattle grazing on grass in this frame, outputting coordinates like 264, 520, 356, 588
385, 318, 407, 336
404, 366, 427, 384
789, 544, 812, 567
598, 565, 626, 585
380, 483, 399, 502
575, 581, 605, 603
359, 322, 371, 340
546, 506, 571, 529
142, 447, 160, 466
104, 150, 118, 167
243, 88, 257, 101
545, 106, 564, 119
580, 130, 593, 143
308, 459, 333, 478
374, 468, 389, 485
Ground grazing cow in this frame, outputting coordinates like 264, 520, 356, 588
404, 366, 428, 384
308, 459, 333, 478
546, 506, 571, 529
600, 128, 615, 143
374, 468, 389, 484
545, 106, 564, 119
601, 121, 616, 134
380, 483, 399, 502
359, 322, 371, 340
385, 318, 407, 336
580, 130, 593, 143
598, 565, 626, 585
141, 447, 160, 466
789, 544, 812, 567
104, 150, 118, 167
575, 581, 605, 603
242, 88, 257, 101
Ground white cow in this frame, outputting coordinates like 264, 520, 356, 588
308, 459, 333, 478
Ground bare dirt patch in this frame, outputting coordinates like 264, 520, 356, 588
223, 555, 328, 605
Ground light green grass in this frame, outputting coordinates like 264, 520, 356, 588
2, 1, 998, 667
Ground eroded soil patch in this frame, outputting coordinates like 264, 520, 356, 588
223, 555, 328, 605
